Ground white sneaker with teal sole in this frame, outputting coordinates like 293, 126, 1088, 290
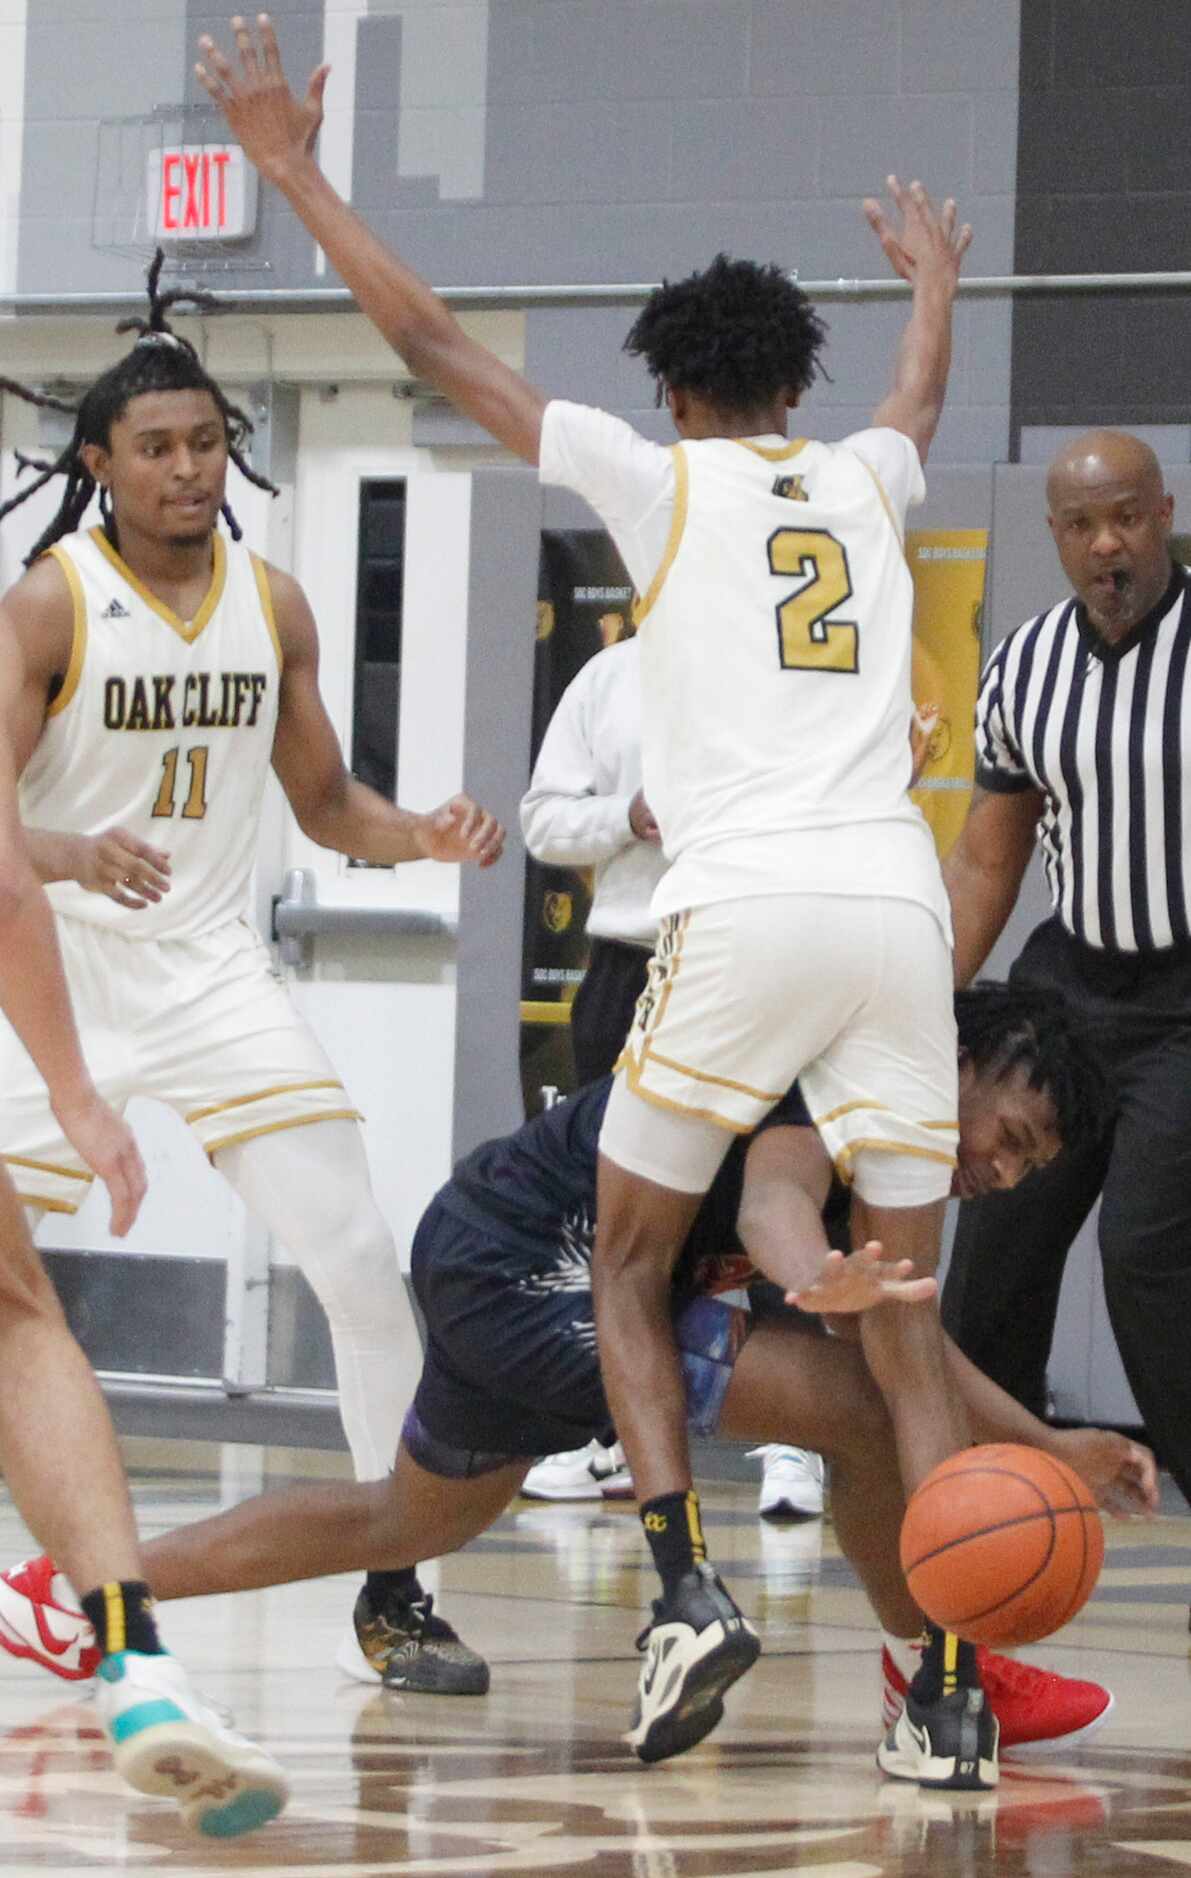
95, 1651, 288, 1837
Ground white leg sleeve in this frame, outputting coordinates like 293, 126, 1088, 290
213, 1119, 421, 1482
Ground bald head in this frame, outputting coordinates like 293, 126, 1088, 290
1046, 429, 1165, 511
1045, 430, 1174, 642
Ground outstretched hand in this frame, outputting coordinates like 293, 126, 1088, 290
416, 795, 505, 869
787, 1240, 938, 1315
1050, 1427, 1160, 1518
863, 175, 972, 288
196, 14, 328, 183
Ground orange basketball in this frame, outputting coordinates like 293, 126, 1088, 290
899, 1442, 1104, 1647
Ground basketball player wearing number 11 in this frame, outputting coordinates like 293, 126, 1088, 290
0, 268, 504, 1701
199, 16, 980, 1780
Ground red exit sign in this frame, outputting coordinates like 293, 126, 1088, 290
146, 145, 258, 241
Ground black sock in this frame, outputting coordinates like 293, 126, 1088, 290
365, 1567, 423, 1610
640, 1489, 706, 1598
909, 1624, 979, 1704
79, 1581, 163, 1658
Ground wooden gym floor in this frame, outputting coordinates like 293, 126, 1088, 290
0, 1434, 1187, 1875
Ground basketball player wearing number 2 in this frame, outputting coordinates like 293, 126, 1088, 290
198, 16, 989, 1783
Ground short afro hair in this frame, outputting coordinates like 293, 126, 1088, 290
623, 253, 828, 415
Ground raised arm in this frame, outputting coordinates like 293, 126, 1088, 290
197, 16, 546, 464
944, 783, 1043, 986
267, 566, 504, 868
866, 177, 972, 464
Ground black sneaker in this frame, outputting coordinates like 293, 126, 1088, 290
337, 1588, 490, 1695
626, 1562, 760, 1764
877, 1685, 999, 1791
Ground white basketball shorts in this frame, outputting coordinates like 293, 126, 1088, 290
0, 914, 360, 1213
602, 891, 957, 1204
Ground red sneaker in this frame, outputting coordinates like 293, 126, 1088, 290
0, 1557, 100, 1682
881, 1644, 1112, 1755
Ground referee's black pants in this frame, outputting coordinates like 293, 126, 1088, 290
941, 916, 1191, 1503
568, 937, 652, 1085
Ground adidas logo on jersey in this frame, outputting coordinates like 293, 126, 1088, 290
101, 598, 131, 620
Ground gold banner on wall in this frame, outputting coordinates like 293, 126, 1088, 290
907, 527, 988, 859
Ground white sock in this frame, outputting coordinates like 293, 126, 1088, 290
882, 1631, 924, 1681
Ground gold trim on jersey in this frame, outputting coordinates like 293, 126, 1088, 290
250, 553, 284, 674
202, 1108, 362, 1159
856, 457, 908, 553
183, 1077, 346, 1126
737, 437, 808, 464
632, 446, 689, 625
44, 547, 88, 718
89, 527, 227, 644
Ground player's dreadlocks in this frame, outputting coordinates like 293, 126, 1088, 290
623, 253, 829, 414
955, 980, 1112, 1158
0, 250, 277, 565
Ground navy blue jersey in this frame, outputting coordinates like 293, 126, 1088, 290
441, 1074, 836, 1293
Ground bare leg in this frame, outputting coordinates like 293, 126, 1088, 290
139, 1445, 528, 1602
854, 1196, 971, 1494
719, 1320, 920, 1636
0, 1168, 141, 1591
591, 1153, 702, 1503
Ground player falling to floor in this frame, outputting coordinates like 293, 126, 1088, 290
0, 590, 286, 1831
0, 982, 1157, 1783
195, 17, 987, 1780
0, 259, 501, 1697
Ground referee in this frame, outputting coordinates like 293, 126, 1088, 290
941, 428, 1191, 1505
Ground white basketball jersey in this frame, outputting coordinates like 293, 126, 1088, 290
21, 527, 282, 940
635, 436, 947, 925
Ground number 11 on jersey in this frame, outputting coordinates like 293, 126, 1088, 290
152, 745, 210, 819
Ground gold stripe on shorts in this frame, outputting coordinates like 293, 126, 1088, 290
619, 1053, 753, 1134
203, 1109, 362, 1159
640, 1045, 785, 1106
833, 1137, 958, 1183
5, 1154, 92, 1182
184, 1078, 347, 1125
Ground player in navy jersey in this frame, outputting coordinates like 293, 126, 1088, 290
1, 983, 1156, 1776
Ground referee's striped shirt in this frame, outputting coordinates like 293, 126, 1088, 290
975, 562, 1191, 952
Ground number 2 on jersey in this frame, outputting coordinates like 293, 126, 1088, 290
152, 745, 209, 819
768, 528, 859, 674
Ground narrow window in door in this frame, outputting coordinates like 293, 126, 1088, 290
351, 479, 406, 816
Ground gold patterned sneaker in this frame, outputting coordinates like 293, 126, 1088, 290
336, 1587, 490, 1695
